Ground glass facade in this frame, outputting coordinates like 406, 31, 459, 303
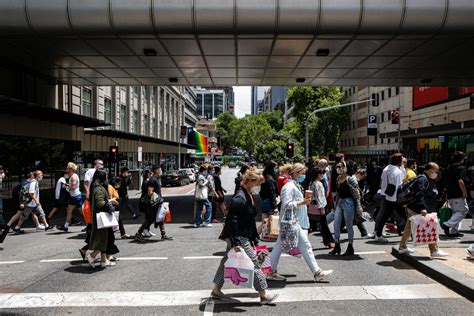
204, 94, 213, 118
119, 104, 126, 131
82, 88, 92, 117
214, 93, 223, 116
132, 110, 138, 134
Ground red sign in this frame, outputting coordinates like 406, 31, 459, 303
413, 86, 474, 110
413, 87, 448, 109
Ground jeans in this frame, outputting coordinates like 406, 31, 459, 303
195, 199, 212, 225
327, 210, 335, 224
334, 198, 355, 243
445, 198, 469, 234
271, 225, 320, 274
400, 209, 438, 252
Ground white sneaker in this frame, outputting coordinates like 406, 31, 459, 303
86, 252, 96, 269
431, 250, 449, 258
149, 231, 156, 237
398, 247, 415, 255
266, 272, 286, 281
374, 236, 389, 243
362, 233, 374, 239
36, 224, 45, 231
202, 223, 213, 227
193, 224, 199, 228
100, 260, 116, 267
314, 269, 333, 282
142, 229, 151, 237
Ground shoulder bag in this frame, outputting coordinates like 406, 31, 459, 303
280, 206, 299, 254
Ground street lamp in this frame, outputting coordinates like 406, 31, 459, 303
305, 99, 373, 162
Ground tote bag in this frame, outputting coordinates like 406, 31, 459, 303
96, 212, 119, 229
280, 206, 299, 254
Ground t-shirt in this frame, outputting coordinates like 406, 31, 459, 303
55, 177, 67, 200
380, 165, 404, 202
404, 168, 417, 182
27, 179, 39, 208
84, 168, 96, 191
444, 164, 467, 199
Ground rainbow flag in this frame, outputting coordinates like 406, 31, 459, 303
188, 128, 208, 154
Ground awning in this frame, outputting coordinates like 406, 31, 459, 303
0, 96, 109, 128
85, 128, 197, 150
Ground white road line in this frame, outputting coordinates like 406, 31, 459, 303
203, 299, 214, 316
118, 257, 168, 261
40, 259, 78, 263
0, 284, 459, 308
183, 256, 221, 260
355, 251, 386, 255
0, 260, 25, 265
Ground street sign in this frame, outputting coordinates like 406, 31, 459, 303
439, 136, 445, 143
180, 126, 187, 138
367, 115, 377, 136
391, 109, 400, 124
138, 146, 142, 162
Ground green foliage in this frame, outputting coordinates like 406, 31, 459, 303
235, 115, 273, 155
216, 112, 238, 148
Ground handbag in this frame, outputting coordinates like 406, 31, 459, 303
308, 203, 324, 215
410, 213, 439, 246
438, 201, 452, 225
280, 206, 299, 254
156, 202, 169, 223
224, 249, 255, 288
384, 173, 396, 197
96, 211, 119, 229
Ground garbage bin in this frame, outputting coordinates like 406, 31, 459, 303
129, 170, 143, 191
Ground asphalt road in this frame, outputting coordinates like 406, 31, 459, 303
1, 168, 473, 315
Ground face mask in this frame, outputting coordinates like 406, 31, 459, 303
298, 175, 306, 183
337, 168, 343, 175
274, 169, 279, 175
37, 176, 43, 181
64, 175, 69, 179
429, 172, 438, 180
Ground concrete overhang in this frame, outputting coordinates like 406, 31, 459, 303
0, 0, 473, 86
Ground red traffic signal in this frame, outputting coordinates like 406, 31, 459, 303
286, 143, 294, 158
391, 109, 400, 124
109, 145, 119, 162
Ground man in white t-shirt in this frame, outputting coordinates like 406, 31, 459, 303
374, 154, 404, 242
84, 159, 104, 200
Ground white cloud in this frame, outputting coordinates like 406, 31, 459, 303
233, 86, 251, 118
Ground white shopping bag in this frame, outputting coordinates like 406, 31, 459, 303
224, 249, 255, 289
112, 211, 120, 232
96, 212, 119, 229
410, 213, 439, 247
156, 202, 169, 223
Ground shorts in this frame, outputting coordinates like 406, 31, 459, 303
68, 195, 83, 207
261, 198, 276, 214
22, 205, 45, 220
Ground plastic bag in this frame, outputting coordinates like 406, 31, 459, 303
253, 245, 272, 275
156, 202, 169, 223
112, 211, 120, 232
224, 249, 255, 288
82, 200, 92, 225
410, 213, 439, 246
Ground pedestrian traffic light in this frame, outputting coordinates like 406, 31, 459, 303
371, 93, 379, 107
391, 109, 400, 124
286, 143, 294, 158
109, 145, 119, 163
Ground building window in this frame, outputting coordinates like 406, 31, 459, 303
388, 88, 392, 98
352, 121, 355, 130
144, 114, 149, 136
381, 137, 384, 144
381, 90, 385, 100
104, 98, 112, 124
381, 112, 384, 122
153, 118, 157, 137
396, 87, 400, 95
374, 135, 378, 144
204, 94, 213, 118
132, 110, 138, 133
132, 86, 139, 96
82, 88, 92, 117
388, 138, 391, 144
215, 93, 224, 117
395, 138, 398, 143
120, 105, 127, 130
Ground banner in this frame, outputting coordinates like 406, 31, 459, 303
413, 86, 474, 110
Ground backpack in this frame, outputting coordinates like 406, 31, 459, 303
397, 175, 423, 206
12, 180, 32, 204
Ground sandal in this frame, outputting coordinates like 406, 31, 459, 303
121, 234, 130, 239
108, 256, 118, 262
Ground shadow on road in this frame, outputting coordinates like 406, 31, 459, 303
315, 254, 364, 261
376, 259, 415, 269
64, 265, 105, 274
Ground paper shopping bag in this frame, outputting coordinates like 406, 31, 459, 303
224, 249, 254, 288
96, 212, 119, 229
268, 215, 280, 236
410, 213, 439, 247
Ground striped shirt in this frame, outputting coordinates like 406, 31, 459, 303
280, 179, 310, 230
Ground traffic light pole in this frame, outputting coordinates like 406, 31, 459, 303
304, 99, 374, 162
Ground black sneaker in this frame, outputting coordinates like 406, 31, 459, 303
45, 225, 55, 231
447, 232, 464, 238
0, 225, 10, 243
132, 213, 141, 220
12, 227, 25, 234
56, 225, 69, 232
161, 235, 173, 240
135, 232, 144, 241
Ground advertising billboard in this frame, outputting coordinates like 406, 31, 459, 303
413, 86, 474, 110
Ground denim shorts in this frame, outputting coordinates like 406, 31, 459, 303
69, 194, 83, 207
261, 198, 275, 214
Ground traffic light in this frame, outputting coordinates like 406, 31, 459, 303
391, 109, 400, 124
286, 143, 294, 158
109, 145, 119, 163
371, 93, 379, 107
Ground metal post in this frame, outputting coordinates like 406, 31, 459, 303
367, 87, 370, 164
398, 90, 402, 153
305, 123, 310, 162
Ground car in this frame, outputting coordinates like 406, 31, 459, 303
228, 161, 236, 168
180, 168, 196, 182
161, 170, 191, 187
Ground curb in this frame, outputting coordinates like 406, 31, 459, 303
391, 247, 474, 302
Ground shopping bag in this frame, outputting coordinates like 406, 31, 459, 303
165, 209, 171, 223
268, 214, 280, 236
308, 204, 323, 215
410, 213, 439, 246
288, 248, 302, 258
280, 207, 299, 254
82, 200, 92, 225
156, 202, 169, 223
96, 212, 119, 229
112, 211, 120, 232
260, 220, 277, 241
224, 249, 255, 288
253, 245, 272, 275
438, 202, 452, 225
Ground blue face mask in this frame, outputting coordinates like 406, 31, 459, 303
274, 169, 279, 175
298, 175, 306, 183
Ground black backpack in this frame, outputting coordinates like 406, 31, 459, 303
397, 175, 423, 206
12, 180, 32, 204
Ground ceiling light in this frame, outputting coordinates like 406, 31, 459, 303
169, 77, 178, 83
420, 78, 432, 84
316, 48, 330, 56
143, 48, 157, 56
296, 77, 306, 83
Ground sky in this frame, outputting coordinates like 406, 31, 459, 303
233, 86, 251, 118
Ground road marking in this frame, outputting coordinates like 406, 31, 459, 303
118, 257, 168, 261
0, 284, 459, 308
40, 259, 78, 263
0, 261, 25, 265
183, 256, 221, 260
203, 299, 214, 316
355, 251, 386, 255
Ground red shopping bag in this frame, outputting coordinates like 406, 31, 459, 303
165, 210, 171, 223
82, 200, 92, 225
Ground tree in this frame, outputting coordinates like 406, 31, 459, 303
286, 86, 348, 155
216, 112, 238, 148
236, 115, 273, 156
259, 110, 284, 131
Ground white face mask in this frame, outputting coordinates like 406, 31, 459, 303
429, 172, 438, 180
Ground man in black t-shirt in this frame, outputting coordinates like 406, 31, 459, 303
441, 151, 469, 237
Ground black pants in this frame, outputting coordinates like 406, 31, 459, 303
375, 198, 404, 237
118, 217, 126, 236
120, 197, 137, 217
319, 213, 335, 244
138, 219, 165, 237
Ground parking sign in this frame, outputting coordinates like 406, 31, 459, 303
368, 115, 377, 135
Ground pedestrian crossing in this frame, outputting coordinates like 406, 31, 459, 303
0, 284, 460, 309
